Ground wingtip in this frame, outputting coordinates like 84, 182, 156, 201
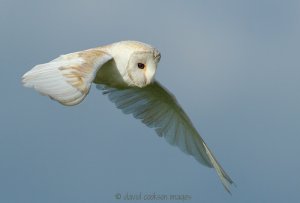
21, 71, 32, 88
201, 142, 235, 194
21, 65, 41, 88
221, 177, 235, 195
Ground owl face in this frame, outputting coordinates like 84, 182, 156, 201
126, 50, 161, 88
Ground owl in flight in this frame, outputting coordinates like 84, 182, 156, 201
22, 41, 234, 193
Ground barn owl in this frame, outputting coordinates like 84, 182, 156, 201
22, 41, 234, 193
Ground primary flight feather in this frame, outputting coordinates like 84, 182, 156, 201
22, 40, 234, 192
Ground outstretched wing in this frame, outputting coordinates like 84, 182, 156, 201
97, 81, 234, 193
22, 48, 112, 105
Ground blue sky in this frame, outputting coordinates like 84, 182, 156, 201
1, 0, 300, 202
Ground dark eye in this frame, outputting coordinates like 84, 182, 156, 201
137, 63, 145, 69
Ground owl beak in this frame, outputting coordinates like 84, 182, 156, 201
145, 64, 156, 85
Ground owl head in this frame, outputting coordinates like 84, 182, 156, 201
108, 41, 161, 88
126, 48, 161, 87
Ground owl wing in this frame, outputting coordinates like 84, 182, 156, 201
22, 48, 112, 106
97, 81, 234, 193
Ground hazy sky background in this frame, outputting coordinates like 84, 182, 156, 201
1, 0, 300, 202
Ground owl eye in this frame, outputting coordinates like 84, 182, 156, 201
137, 63, 145, 69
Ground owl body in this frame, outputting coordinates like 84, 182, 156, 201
22, 40, 233, 193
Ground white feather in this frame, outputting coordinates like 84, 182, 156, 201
22, 50, 112, 105
98, 81, 234, 192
